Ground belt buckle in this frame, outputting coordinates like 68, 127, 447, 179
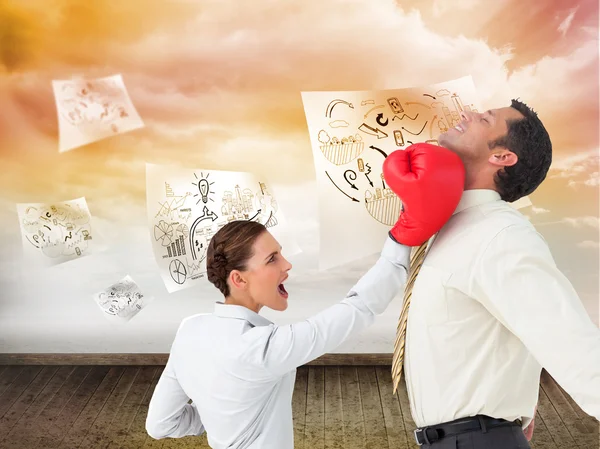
414, 428, 422, 445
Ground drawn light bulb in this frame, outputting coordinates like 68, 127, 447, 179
198, 179, 210, 204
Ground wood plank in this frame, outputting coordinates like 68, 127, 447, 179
59, 366, 126, 448
40, 365, 111, 448
20, 366, 92, 449
375, 366, 409, 449
0, 366, 58, 442
541, 371, 597, 448
304, 366, 325, 448
0, 353, 393, 366
529, 406, 559, 449
117, 368, 162, 449
0, 366, 24, 397
339, 367, 366, 449
103, 366, 157, 448
357, 366, 388, 449
395, 377, 419, 449
554, 374, 599, 435
0, 366, 43, 418
1, 366, 76, 449
292, 366, 308, 449
77, 366, 139, 449
536, 380, 577, 448
324, 366, 344, 449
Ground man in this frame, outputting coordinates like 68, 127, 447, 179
400, 99, 600, 448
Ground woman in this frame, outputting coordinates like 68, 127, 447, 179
144, 144, 463, 448
145, 220, 410, 448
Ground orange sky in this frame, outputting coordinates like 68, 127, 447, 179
0, 0, 598, 319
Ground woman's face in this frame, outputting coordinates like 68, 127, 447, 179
239, 231, 292, 311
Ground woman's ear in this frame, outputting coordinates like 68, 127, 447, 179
229, 270, 248, 291
488, 149, 518, 167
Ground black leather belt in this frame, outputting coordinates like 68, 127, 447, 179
414, 415, 520, 445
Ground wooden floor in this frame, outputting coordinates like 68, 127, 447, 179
0, 365, 597, 449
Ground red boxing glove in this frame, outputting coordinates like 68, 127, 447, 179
383, 143, 465, 246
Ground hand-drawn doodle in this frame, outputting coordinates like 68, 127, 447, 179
17, 197, 94, 266
326, 99, 354, 118
147, 164, 299, 293
93, 275, 151, 323
387, 97, 404, 114
329, 120, 349, 128
301, 76, 484, 270
52, 74, 144, 153
318, 130, 365, 165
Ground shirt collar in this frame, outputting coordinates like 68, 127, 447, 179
213, 301, 273, 327
453, 189, 501, 215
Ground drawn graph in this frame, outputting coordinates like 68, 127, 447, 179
300, 76, 482, 270
146, 163, 299, 293
16, 197, 94, 266
52, 74, 144, 153
93, 275, 152, 323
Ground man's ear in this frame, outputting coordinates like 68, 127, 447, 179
488, 149, 518, 167
229, 270, 248, 291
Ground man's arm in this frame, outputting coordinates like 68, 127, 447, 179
471, 224, 600, 419
146, 356, 205, 439
242, 236, 410, 377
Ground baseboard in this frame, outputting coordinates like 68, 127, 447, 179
0, 353, 393, 366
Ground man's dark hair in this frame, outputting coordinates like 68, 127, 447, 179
488, 99, 552, 203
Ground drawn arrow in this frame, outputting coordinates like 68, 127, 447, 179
376, 113, 389, 127
369, 145, 388, 158
402, 121, 428, 136
364, 104, 385, 118
343, 170, 359, 190
359, 123, 388, 139
404, 102, 431, 109
429, 114, 437, 137
326, 99, 354, 118
381, 173, 386, 189
325, 171, 359, 202
189, 206, 219, 260
248, 208, 262, 222
423, 93, 436, 99
392, 112, 419, 121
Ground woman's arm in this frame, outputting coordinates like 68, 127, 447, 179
146, 356, 205, 439
243, 235, 410, 378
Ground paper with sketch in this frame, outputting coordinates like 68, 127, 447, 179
52, 74, 144, 153
93, 275, 151, 323
16, 197, 94, 266
301, 76, 483, 270
146, 163, 300, 293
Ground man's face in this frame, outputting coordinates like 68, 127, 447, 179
438, 106, 524, 164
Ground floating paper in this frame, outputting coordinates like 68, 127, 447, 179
93, 275, 151, 323
146, 163, 300, 293
16, 197, 94, 266
52, 74, 144, 152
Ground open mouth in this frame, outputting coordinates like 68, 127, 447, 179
277, 283, 288, 299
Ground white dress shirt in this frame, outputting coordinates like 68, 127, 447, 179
146, 236, 409, 448
405, 189, 600, 429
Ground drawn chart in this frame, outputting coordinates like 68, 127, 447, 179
301, 76, 481, 270
146, 164, 300, 293
16, 197, 94, 266
52, 74, 144, 153
93, 275, 152, 323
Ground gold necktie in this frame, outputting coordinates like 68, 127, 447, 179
391, 239, 430, 394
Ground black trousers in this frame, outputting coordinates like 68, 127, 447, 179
420, 422, 531, 449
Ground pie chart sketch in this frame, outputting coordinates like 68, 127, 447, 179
169, 259, 187, 285
154, 220, 174, 247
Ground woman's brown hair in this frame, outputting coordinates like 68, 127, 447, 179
206, 220, 267, 297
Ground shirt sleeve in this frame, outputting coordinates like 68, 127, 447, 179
471, 224, 600, 420
243, 235, 410, 378
146, 355, 205, 439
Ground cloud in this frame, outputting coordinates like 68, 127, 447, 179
531, 206, 550, 214
563, 216, 600, 229
577, 240, 600, 249
557, 7, 579, 37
